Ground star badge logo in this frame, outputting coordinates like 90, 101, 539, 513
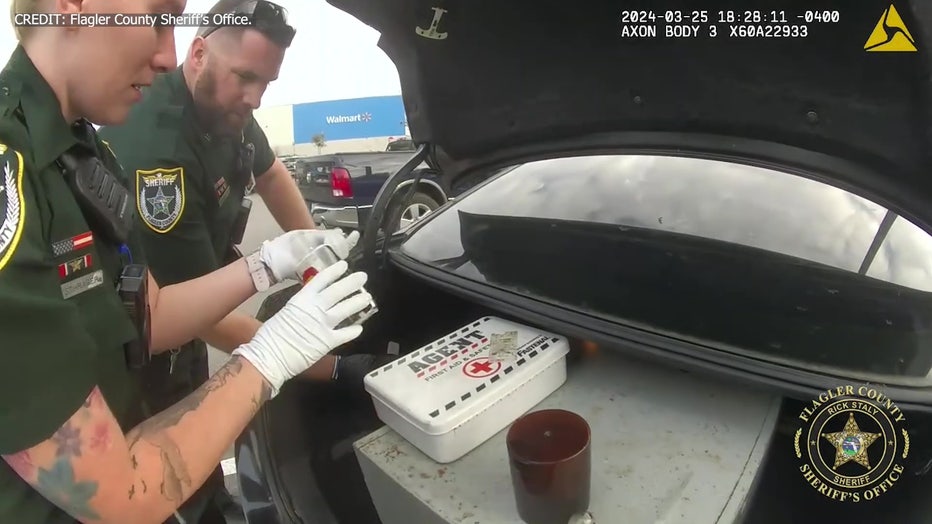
822, 413, 881, 470
136, 167, 185, 234
146, 186, 175, 216
793, 385, 910, 503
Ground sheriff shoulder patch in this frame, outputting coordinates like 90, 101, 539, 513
0, 144, 26, 271
136, 167, 185, 233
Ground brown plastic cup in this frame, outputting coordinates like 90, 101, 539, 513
506, 409, 591, 524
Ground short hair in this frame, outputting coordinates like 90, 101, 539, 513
196, 0, 295, 48
196, 0, 250, 39
10, 0, 48, 41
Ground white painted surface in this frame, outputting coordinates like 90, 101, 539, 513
253, 104, 295, 148
356, 350, 782, 524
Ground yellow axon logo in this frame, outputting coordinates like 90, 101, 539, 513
864, 4, 917, 52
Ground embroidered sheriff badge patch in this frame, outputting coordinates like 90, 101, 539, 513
136, 167, 185, 233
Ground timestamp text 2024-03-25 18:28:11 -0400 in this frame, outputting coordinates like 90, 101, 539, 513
619, 10, 840, 38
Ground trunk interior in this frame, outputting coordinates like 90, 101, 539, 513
250, 260, 503, 523
249, 255, 932, 524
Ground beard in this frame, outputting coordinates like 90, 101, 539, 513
192, 65, 250, 138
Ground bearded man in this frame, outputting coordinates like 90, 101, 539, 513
99, 1, 392, 521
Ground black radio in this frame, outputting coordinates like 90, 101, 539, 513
57, 137, 152, 371
58, 151, 134, 246
117, 264, 151, 370
230, 197, 252, 247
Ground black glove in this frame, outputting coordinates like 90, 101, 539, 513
333, 353, 399, 390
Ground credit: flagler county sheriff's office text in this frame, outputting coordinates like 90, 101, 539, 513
12, 12, 254, 28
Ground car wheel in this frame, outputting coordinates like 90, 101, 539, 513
387, 192, 439, 232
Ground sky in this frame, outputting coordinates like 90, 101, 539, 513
0, 0, 403, 108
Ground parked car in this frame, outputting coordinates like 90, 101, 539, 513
385, 137, 415, 151
279, 154, 301, 183
295, 151, 450, 232
235, 0, 932, 522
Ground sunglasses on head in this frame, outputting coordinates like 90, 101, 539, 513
200, 0, 296, 48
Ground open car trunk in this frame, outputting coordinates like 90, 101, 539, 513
236, 260, 495, 523
234, 0, 932, 520
235, 252, 932, 523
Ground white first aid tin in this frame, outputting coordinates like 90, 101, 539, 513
363, 317, 570, 463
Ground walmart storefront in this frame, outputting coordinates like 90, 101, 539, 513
254, 95, 409, 155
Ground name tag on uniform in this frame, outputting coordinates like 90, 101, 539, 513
61, 269, 104, 299
215, 176, 230, 204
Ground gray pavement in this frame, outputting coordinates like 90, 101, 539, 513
206, 195, 293, 512
207, 194, 287, 377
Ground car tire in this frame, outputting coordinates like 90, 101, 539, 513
386, 191, 439, 232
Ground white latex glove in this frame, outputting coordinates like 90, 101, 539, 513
233, 260, 371, 397
258, 229, 360, 283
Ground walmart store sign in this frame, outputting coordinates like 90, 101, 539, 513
325, 112, 372, 124
293, 96, 405, 141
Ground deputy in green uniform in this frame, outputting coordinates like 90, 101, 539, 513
0, 1, 373, 523
98, 2, 392, 520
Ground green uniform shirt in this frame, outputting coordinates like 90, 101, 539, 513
0, 46, 148, 524
99, 66, 276, 286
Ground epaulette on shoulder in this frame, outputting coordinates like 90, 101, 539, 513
156, 103, 185, 128
0, 115, 32, 169
153, 104, 189, 159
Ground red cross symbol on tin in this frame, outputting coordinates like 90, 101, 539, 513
462, 357, 501, 379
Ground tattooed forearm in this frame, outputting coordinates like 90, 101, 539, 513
205, 356, 244, 394
125, 431, 192, 503
52, 423, 82, 458
37, 459, 101, 520
123, 356, 253, 502
129, 356, 246, 441
2, 390, 103, 520
128, 478, 148, 500
158, 443, 190, 503
4, 422, 99, 520
251, 380, 272, 415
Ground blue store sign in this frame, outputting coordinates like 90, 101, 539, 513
292, 95, 406, 142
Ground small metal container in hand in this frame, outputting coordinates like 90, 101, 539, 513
298, 244, 378, 329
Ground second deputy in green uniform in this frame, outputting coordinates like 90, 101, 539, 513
99, 1, 397, 521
